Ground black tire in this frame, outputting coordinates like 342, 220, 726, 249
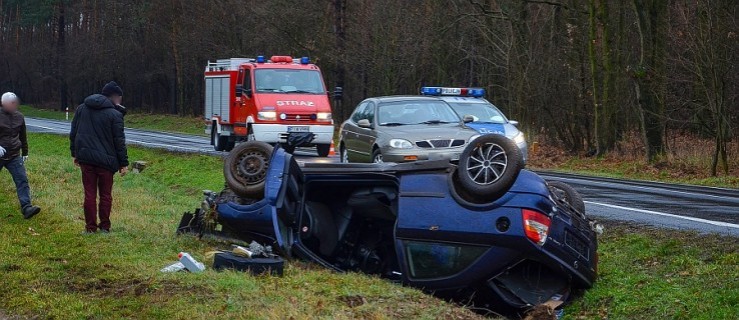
316, 144, 331, 157
455, 134, 524, 203
372, 148, 383, 163
211, 126, 223, 151
547, 180, 586, 214
212, 126, 229, 152
224, 140, 236, 152
224, 141, 274, 198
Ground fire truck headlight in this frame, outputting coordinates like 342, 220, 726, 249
316, 112, 332, 121
258, 111, 277, 121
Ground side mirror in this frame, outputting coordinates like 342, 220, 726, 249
333, 86, 343, 100
357, 119, 372, 129
509, 120, 519, 126
463, 115, 475, 123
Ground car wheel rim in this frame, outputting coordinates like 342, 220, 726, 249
235, 149, 269, 184
373, 153, 383, 164
465, 142, 507, 185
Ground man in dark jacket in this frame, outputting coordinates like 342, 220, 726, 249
70, 81, 129, 233
0, 92, 41, 219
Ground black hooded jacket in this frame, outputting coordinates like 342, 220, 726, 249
0, 108, 28, 160
70, 94, 129, 172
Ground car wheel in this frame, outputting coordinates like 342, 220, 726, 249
316, 144, 331, 157
212, 126, 224, 152
372, 149, 383, 164
547, 180, 586, 214
224, 141, 274, 198
455, 134, 524, 203
340, 144, 349, 163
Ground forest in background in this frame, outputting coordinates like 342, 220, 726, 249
0, 0, 736, 174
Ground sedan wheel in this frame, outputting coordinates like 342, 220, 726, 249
372, 149, 383, 164
340, 146, 349, 163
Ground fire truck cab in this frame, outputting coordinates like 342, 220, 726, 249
204, 55, 335, 156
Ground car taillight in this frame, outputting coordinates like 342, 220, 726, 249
522, 209, 551, 246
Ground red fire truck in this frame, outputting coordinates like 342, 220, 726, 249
204, 55, 335, 156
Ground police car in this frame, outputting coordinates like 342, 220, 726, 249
421, 87, 528, 162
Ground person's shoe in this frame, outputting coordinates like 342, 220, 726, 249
100, 229, 110, 234
82, 230, 97, 235
22, 206, 41, 219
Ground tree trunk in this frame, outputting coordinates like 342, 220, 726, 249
632, 0, 668, 163
57, 2, 68, 111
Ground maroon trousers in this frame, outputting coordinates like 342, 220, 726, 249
80, 164, 115, 232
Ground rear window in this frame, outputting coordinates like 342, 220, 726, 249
405, 241, 488, 279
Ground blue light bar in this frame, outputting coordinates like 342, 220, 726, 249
256, 55, 265, 63
421, 87, 443, 95
420, 87, 485, 97
300, 56, 310, 64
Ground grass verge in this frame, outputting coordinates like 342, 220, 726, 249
0, 133, 478, 319
19, 105, 206, 136
1, 134, 735, 319
569, 221, 738, 319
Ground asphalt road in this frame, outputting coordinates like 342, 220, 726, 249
26, 117, 738, 236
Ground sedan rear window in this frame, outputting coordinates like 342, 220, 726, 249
378, 101, 460, 126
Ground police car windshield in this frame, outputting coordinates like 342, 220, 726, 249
255, 69, 326, 94
378, 101, 460, 126
447, 102, 507, 124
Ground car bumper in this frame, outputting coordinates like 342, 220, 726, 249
517, 141, 528, 163
251, 124, 334, 145
380, 146, 465, 163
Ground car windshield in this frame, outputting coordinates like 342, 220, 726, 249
378, 101, 461, 126
254, 69, 326, 94
447, 102, 507, 124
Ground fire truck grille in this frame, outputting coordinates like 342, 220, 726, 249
416, 139, 465, 148
285, 114, 312, 122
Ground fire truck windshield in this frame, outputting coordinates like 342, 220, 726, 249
255, 69, 326, 94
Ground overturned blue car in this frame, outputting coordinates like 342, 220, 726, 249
179, 134, 599, 315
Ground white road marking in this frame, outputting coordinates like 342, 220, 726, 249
586, 201, 739, 229
549, 176, 737, 201
26, 124, 58, 131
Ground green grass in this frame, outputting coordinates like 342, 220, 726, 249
20, 105, 206, 136
0, 133, 478, 319
1, 134, 736, 319
568, 221, 738, 319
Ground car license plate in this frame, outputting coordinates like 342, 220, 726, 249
287, 126, 310, 133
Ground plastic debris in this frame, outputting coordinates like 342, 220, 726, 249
178, 252, 205, 273
160, 262, 186, 273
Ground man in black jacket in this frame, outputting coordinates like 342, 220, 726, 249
0, 92, 41, 219
70, 82, 129, 233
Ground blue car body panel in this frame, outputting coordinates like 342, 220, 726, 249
212, 147, 597, 310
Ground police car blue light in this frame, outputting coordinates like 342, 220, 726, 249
300, 57, 310, 64
420, 87, 486, 98
256, 55, 266, 63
